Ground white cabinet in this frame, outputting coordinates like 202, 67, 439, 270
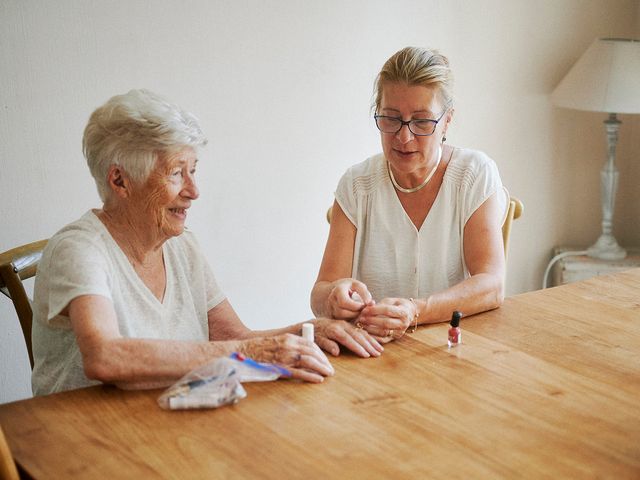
552, 247, 640, 286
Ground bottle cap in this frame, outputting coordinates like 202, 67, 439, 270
450, 311, 462, 328
302, 323, 314, 342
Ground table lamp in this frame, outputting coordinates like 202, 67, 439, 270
551, 38, 640, 260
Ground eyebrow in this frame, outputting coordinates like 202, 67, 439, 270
380, 107, 436, 116
167, 158, 199, 169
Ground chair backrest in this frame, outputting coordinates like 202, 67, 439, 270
0, 425, 19, 480
326, 192, 524, 259
502, 195, 523, 260
0, 239, 48, 369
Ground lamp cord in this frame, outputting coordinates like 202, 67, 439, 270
542, 250, 588, 289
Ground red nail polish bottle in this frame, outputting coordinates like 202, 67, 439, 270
448, 311, 462, 348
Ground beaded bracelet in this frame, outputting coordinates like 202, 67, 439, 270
409, 298, 419, 333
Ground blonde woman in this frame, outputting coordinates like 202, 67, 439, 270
311, 47, 507, 341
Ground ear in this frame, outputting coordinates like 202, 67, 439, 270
106, 165, 131, 198
442, 108, 455, 138
445, 107, 454, 126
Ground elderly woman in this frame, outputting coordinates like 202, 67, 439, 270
32, 89, 382, 395
311, 47, 507, 340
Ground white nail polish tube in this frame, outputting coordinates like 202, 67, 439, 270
302, 323, 314, 342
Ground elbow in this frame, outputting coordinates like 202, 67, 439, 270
83, 358, 110, 383
81, 344, 119, 384
479, 272, 505, 311
491, 276, 505, 309
494, 290, 505, 308
82, 357, 111, 384
310, 284, 323, 317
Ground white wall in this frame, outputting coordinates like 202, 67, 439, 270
2, 0, 639, 403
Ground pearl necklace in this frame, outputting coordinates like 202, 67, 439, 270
388, 146, 442, 194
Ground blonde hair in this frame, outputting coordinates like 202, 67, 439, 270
373, 46, 454, 113
82, 89, 207, 202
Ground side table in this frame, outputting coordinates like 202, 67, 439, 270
552, 247, 640, 286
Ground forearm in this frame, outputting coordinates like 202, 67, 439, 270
415, 271, 504, 325
241, 320, 308, 339
310, 281, 333, 317
81, 337, 243, 389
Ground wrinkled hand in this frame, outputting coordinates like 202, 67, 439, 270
240, 334, 334, 383
358, 298, 416, 343
313, 318, 384, 358
326, 278, 374, 320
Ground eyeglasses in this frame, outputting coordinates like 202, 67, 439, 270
374, 108, 448, 136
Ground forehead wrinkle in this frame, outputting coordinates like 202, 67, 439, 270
162, 152, 198, 170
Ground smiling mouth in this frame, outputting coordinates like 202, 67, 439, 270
169, 208, 187, 215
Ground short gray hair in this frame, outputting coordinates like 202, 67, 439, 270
82, 89, 208, 202
373, 46, 454, 113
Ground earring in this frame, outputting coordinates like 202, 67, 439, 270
442, 135, 447, 143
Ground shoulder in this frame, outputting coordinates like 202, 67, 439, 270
445, 148, 500, 188
37, 212, 114, 289
339, 153, 388, 197
44, 211, 108, 259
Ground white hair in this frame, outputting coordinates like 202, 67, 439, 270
82, 89, 208, 202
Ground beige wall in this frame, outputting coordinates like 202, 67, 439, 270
1, 0, 639, 403
619, 2, 640, 246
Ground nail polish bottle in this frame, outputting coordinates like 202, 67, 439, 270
448, 311, 462, 348
302, 323, 314, 342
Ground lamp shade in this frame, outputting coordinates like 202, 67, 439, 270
551, 38, 640, 114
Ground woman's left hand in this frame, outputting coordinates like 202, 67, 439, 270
357, 298, 416, 342
313, 318, 384, 358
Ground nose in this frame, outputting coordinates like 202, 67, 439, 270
182, 173, 199, 200
396, 123, 414, 144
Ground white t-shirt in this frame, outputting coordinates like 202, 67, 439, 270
335, 148, 507, 302
31, 210, 225, 395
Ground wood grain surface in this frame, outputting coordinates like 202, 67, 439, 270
1, 269, 639, 479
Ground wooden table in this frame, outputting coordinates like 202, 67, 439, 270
2, 269, 639, 479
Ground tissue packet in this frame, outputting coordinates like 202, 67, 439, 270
158, 353, 291, 410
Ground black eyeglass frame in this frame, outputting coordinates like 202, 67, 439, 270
373, 108, 449, 137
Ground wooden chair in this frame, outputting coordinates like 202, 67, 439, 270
502, 194, 523, 261
326, 192, 524, 259
0, 425, 19, 480
0, 239, 48, 369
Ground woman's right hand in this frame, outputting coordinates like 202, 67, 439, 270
326, 278, 374, 320
239, 334, 335, 383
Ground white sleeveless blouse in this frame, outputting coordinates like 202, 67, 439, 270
335, 148, 506, 302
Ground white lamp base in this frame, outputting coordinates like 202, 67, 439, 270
587, 234, 627, 260
586, 113, 627, 261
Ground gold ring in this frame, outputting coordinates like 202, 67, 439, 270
388, 329, 394, 337
355, 321, 363, 330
